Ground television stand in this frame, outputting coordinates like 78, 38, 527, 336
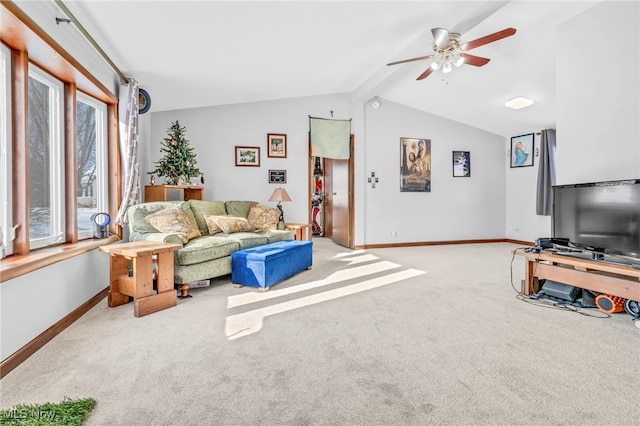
517, 250, 640, 302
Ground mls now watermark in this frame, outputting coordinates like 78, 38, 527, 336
3, 407, 57, 421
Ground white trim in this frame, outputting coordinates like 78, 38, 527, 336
76, 91, 108, 240
0, 44, 12, 257
28, 64, 65, 249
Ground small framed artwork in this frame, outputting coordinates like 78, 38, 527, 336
510, 133, 534, 168
452, 151, 470, 177
268, 169, 287, 184
235, 146, 260, 167
267, 133, 287, 158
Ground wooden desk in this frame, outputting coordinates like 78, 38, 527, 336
99, 241, 182, 317
516, 250, 640, 301
285, 223, 311, 241
144, 185, 204, 202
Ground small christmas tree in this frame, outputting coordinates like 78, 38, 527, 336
149, 120, 201, 185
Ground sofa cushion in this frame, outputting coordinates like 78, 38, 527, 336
207, 215, 255, 234
188, 199, 227, 235
222, 232, 269, 250
256, 229, 292, 243
247, 204, 281, 230
225, 201, 257, 219
176, 236, 240, 266
144, 206, 201, 243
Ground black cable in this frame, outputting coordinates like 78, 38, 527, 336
509, 247, 610, 319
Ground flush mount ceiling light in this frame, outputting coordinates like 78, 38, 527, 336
505, 96, 534, 110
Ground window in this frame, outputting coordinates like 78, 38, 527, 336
28, 65, 65, 249
76, 92, 108, 239
0, 44, 11, 257
1, 4, 120, 269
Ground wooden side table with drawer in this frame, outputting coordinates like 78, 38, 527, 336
99, 241, 182, 317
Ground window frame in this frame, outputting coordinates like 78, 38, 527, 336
75, 91, 108, 240
0, 43, 12, 257
0, 0, 121, 281
27, 64, 65, 250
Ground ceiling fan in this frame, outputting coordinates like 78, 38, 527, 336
387, 27, 516, 80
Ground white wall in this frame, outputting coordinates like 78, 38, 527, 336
11, 1, 120, 96
556, 1, 640, 184
0, 250, 108, 360
505, 133, 553, 242
505, 1, 640, 243
150, 96, 507, 246
362, 99, 506, 245
149, 94, 354, 225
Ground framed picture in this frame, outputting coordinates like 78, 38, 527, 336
235, 146, 260, 167
400, 137, 431, 192
510, 133, 534, 168
268, 169, 287, 184
267, 133, 287, 158
452, 151, 471, 177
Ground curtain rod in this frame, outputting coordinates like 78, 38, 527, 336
536, 129, 556, 135
53, 0, 130, 84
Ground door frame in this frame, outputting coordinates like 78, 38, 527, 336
308, 134, 354, 249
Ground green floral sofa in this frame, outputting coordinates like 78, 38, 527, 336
127, 199, 291, 284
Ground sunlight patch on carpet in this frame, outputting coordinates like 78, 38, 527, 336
334, 249, 366, 258
337, 253, 380, 265
225, 268, 425, 340
227, 260, 402, 309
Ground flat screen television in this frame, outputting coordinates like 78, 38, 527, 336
552, 179, 640, 263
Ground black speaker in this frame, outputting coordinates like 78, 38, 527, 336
536, 237, 553, 249
577, 289, 598, 308
541, 280, 580, 302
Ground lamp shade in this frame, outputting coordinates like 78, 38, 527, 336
268, 187, 292, 203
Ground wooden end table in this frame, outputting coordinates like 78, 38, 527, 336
284, 223, 311, 241
99, 241, 182, 317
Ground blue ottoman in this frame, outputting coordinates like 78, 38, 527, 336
231, 240, 313, 290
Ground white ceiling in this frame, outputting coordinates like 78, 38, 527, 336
63, 0, 598, 137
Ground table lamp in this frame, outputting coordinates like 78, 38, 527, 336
268, 187, 292, 226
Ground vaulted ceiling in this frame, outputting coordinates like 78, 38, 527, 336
61, 1, 598, 137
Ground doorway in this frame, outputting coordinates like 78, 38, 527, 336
308, 135, 354, 249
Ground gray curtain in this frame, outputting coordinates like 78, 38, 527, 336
536, 129, 557, 215
115, 78, 140, 225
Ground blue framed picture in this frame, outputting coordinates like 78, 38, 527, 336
510, 133, 534, 168
452, 151, 470, 177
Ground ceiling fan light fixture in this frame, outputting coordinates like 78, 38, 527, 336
454, 55, 464, 67
505, 96, 534, 110
430, 62, 440, 71
442, 62, 452, 74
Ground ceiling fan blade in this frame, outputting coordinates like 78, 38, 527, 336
416, 67, 435, 81
387, 55, 435, 67
431, 28, 451, 50
460, 53, 491, 67
461, 27, 516, 51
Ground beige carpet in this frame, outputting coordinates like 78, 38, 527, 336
1, 238, 638, 425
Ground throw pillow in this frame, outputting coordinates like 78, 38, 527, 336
247, 204, 281, 230
144, 207, 201, 243
203, 214, 227, 235
206, 215, 255, 234
188, 200, 227, 235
